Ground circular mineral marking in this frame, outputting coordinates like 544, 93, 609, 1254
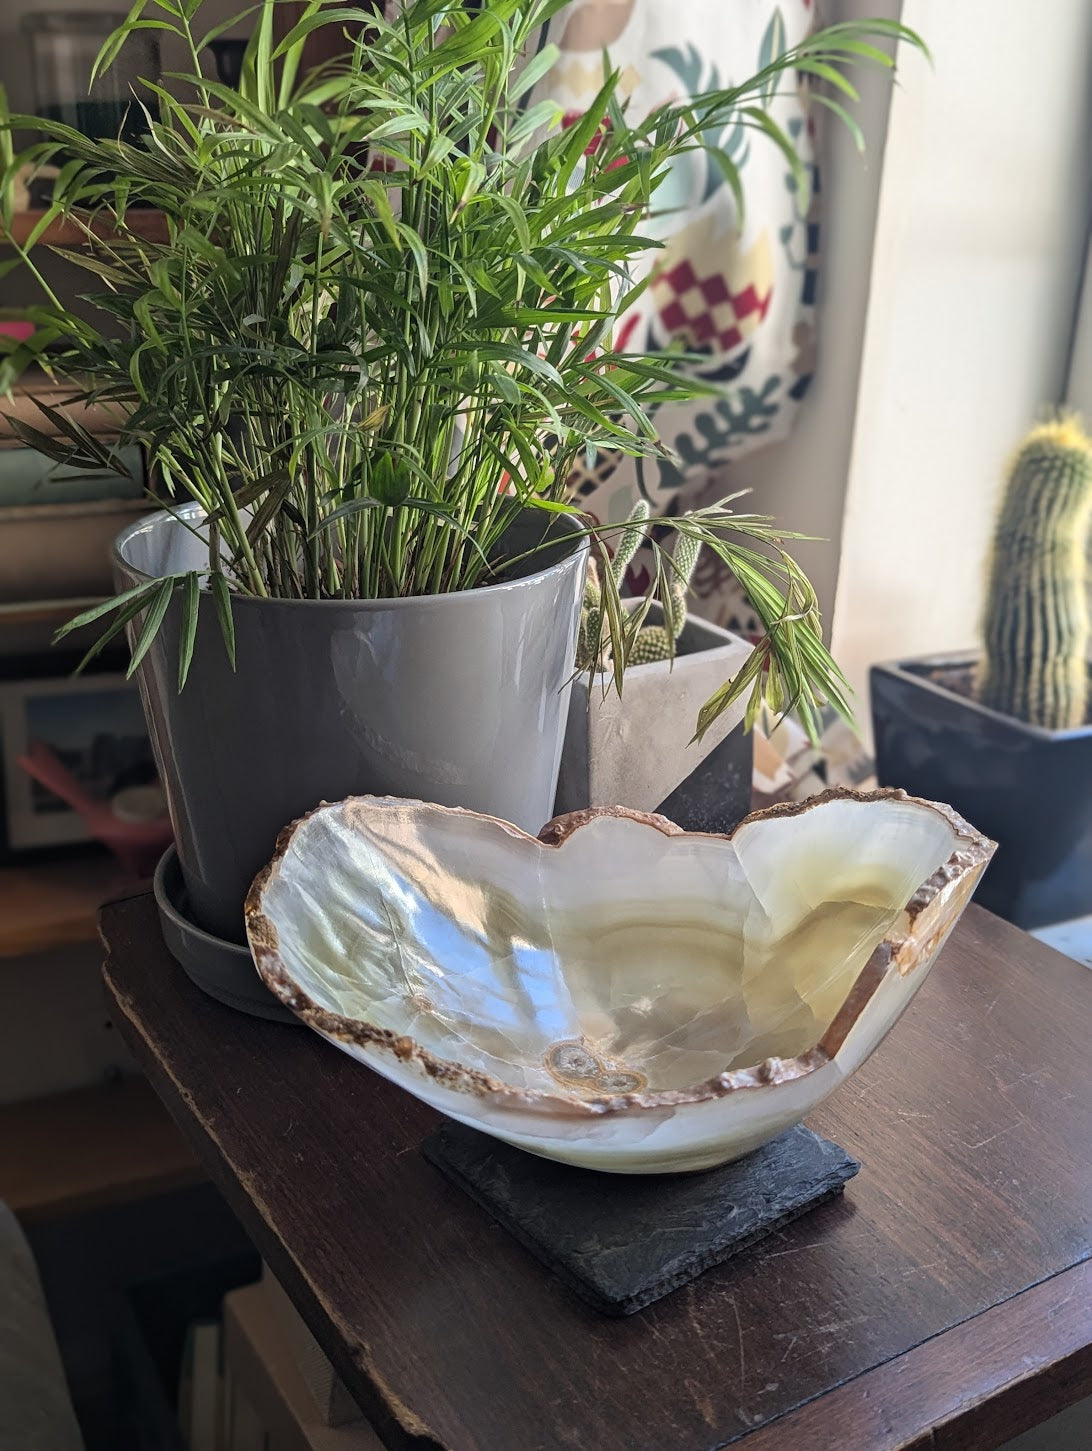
545, 1041, 600, 1081
596, 1070, 645, 1093
544, 1040, 648, 1095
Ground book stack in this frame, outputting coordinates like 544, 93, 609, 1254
1, 369, 149, 608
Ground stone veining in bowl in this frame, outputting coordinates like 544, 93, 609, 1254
246, 790, 994, 1173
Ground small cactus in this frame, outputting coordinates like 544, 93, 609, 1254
977, 417, 1092, 730
578, 500, 701, 670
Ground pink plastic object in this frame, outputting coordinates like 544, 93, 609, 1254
17, 740, 173, 876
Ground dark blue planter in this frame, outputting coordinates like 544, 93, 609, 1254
870, 653, 1092, 930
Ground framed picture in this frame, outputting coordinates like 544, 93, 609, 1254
0, 672, 157, 850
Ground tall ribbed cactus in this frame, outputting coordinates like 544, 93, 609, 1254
577, 500, 702, 670
977, 417, 1092, 730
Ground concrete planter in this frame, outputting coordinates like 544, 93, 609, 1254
555, 608, 754, 831
114, 503, 586, 945
871, 652, 1092, 929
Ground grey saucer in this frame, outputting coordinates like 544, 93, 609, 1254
154, 846, 301, 1025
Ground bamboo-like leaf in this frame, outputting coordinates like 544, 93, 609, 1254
477, 342, 563, 387
523, 496, 578, 515
271, 8, 371, 60
2, 416, 83, 464
511, 42, 560, 102
706, 146, 745, 222
809, 93, 866, 152
54, 580, 162, 642
693, 645, 767, 743
396, 223, 430, 295
757, 9, 787, 104
362, 179, 400, 247
275, 0, 322, 106
245, 468, 297, 544
126, 576, 177, 676
740, 106, 808, 203
314, 495, 385, 529
210, 571, 236, 669
93, 10, 183, 86
597, 545, 628, 700
71, 594, 155, 675
555, 69, 620, 184
177, 570, 201, 689
794, 59, 860, 102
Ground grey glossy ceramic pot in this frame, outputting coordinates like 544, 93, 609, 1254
114, 503, 586, 944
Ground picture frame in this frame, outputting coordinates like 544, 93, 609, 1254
0, 671, 156, 851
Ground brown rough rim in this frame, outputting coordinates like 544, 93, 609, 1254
245, 788, 995, 1119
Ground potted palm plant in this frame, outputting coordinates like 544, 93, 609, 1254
871, 418, 1092, 929
1, 0, 916, 956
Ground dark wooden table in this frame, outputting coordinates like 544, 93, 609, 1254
101, 897, 1092, 1451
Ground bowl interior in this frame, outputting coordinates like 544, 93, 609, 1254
253, 797, 959, 1102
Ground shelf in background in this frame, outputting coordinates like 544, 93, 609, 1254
2, 209, 168, 247
0, 1076, 202, 1223
0, 853, 130, 959
0, 596, 104, 628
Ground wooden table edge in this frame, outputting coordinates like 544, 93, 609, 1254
735, 1257, 1092, 1451
102, 906, 1092, 1451
102, 932, 442, 1451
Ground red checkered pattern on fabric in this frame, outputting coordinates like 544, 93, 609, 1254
656, 259, 772, 353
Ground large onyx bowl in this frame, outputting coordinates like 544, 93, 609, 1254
246, 791, 993, 1174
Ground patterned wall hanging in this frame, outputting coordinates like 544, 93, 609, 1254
531, 0, 822, 634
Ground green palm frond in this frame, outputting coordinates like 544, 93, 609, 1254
0, 0, 926, 737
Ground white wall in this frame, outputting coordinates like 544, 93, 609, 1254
720, 0, 1091, 730
829, 0, 1092, 716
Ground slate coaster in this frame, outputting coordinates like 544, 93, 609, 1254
423, 1123, 859, 1316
